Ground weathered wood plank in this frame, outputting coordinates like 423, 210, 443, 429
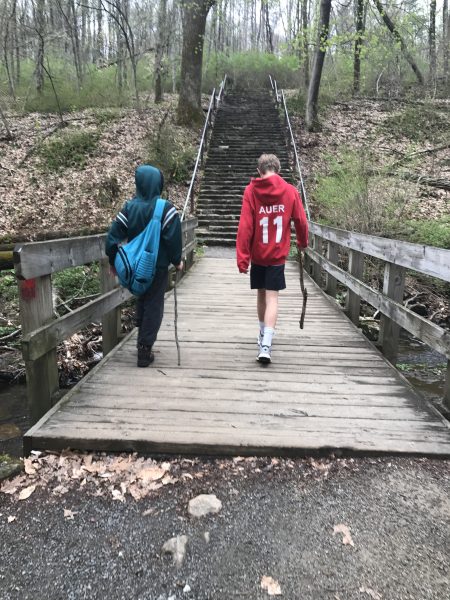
379, 262, 406, 363
24, 257, 450, 458
309, 221, 450, 281
14, 218, 198, 279
22, 287, 132, 361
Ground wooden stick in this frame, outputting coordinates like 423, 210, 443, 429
298, 251, 308, 330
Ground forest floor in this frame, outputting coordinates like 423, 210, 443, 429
289, 95, 449, 234
1, 452, 449, 600
0, 93, 204, 242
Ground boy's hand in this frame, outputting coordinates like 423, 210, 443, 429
110, 265, 117, 276
239, 267, 248, 274
175, 261, 184, 271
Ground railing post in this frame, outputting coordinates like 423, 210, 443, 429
312, 236, 323, 285
18, 274, 59, 423
100, 258, 121, 356
345, 249, 364, 325
325, 241, 338, 298
378, 262, 406, 363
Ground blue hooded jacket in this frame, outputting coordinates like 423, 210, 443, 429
105, 165, 182, 270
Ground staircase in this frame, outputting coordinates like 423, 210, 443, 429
196, 90, 291, 247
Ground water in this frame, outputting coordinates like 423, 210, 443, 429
396, 334, 447, 412
0, 382, 29, 458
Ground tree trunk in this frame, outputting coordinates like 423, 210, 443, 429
35, 0, 45, 94
154, 0, 167, 103
372, 0, 424, 85
443, 0, 448, 82
353, 0, 365, 95
305, 0, 331, 131
177, 0, 215, 125
301, 0, 309, 88
429, 0, 436, 84
96, 0, 104, 65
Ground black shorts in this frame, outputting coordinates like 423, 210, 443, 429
250, 263, 286, 291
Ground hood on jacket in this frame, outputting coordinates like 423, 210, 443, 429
135, 165, 164, 201
249, 173, 288, 205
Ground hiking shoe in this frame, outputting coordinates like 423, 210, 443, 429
137, 344, 154, 367
257, 345, 272, 364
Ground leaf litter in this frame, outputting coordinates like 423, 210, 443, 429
261, 575, 282, 596
0, 451, 365, 505
333, 523, 355, 547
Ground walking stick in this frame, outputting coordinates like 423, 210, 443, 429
174, 269, 181, 366
298, 251, 308, 329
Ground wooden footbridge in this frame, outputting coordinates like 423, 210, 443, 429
14, 79, 450, 457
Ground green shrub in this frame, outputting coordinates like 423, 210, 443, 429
0, 270, 18, 303
389, 216, 450, 249
203, 52, 300, 91
38, 130, 99, 171
53, 265, 100, 301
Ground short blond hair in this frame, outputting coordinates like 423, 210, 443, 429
257, 154, 281, 174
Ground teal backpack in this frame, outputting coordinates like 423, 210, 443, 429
114, 198, 166, 296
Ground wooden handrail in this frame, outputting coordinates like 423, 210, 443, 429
306, 225, 450, 409
309, 221, 450, 282
181, 74, 228, 221
15, 217, 198, 423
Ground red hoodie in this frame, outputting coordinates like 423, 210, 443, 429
236, 173, 308, 272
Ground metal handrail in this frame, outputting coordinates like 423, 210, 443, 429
181, 74, 228, 221
270, 76, 310, 220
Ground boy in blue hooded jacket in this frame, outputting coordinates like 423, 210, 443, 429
106, 165, 183, 367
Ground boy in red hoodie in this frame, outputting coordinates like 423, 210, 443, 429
236, 154, 308, 363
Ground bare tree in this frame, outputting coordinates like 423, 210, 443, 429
154, 0, 167, 103
305, 0, 332, 131
444, 0, 449, 82
429, 0, 436, 84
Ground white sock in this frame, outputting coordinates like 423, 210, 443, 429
262, 327, 274, 348
259, 321, 265, 336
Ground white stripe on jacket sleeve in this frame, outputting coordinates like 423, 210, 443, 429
162, 206, 177, 229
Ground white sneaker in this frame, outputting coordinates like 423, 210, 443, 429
257, 345, 272, 364
257, 332, 264, 349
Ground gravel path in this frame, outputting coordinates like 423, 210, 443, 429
1, 457, 449, 600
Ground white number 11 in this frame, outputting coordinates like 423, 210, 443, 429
259, 216, 283, 244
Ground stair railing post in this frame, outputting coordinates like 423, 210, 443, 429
345, 249, 364, 325
378, 262, 406, 363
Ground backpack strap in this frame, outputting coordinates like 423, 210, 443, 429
153, 198, 166, 223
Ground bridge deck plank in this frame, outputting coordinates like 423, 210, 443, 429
25, 257, 450, 457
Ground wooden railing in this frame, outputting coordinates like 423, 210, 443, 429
14, 218, 197, 423
305, 222, 450, 409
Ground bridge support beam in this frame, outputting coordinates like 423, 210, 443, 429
325, 241, 338, 297
379, 263, 406, 364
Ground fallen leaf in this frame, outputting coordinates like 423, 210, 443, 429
261, 576, 282, 596
111, 488, 125, 503
333, 523, 354, 547
52, 485, 69, 495
7, 516, 16, 523
359, 587, 382, 599
64, 509, 76, 520
137, 466, 167, 483
18, 485, 36, 501
23, 458, 37, 475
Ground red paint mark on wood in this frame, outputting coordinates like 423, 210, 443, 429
20, 279, 37, 300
